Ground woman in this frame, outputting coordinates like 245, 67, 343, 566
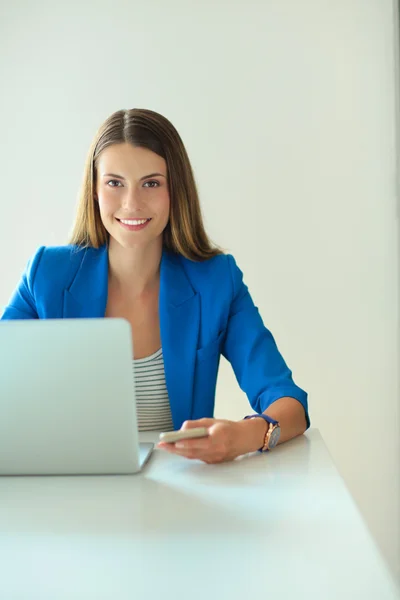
1, 108, 309, 464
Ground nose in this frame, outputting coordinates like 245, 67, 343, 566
121, 188, 145, 213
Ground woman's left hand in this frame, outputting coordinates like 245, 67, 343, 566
156, 417, 253, 464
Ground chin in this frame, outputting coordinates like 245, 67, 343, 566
110, 232, 164, 251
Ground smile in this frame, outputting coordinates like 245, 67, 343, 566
118, 218, 151, 225
116, 217, 152, 231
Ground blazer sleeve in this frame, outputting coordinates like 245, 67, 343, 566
222, 254, 310, 428
0, 247, 45, 320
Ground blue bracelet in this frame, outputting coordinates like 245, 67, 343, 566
243, 414, 280, 452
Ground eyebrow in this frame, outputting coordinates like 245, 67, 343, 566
102, 172, 167, 181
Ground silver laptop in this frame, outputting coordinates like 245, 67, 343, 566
0, 318, 154, 475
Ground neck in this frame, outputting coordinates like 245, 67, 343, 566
107, 238, 163, 296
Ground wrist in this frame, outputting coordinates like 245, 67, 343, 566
236, 417, 268, 454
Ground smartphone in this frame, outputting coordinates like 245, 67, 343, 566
159, 427, 209, 444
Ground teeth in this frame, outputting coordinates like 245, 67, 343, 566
120, 219, 149, 226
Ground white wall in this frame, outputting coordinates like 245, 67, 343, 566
1, 0, 399, 580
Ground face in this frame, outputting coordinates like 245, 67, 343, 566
95, 143, 170, 250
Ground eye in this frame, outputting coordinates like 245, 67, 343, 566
143, 180, 160, 188
106, 179, 123, 187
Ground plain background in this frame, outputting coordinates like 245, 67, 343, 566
0, 0, 399, 581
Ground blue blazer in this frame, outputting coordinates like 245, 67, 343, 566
1, 245, 309, 430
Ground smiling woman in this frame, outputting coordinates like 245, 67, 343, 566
94, 144, 171, 248
69, 108, 221, 261
1, 108, 309, 463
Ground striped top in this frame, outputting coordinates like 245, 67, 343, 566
133, 348, 174, 432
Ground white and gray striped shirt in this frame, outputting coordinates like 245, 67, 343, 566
133, 348, 174, 432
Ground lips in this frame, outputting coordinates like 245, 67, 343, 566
116, 217, 152, 232
117, 218, 151, 225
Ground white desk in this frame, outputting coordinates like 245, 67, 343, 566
0, 429, 398, 600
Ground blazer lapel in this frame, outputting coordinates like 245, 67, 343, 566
160, 251, 200, 429
63, 245, 108, 318
62, 244, 199, 429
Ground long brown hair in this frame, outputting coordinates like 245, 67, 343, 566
69, 108, 223, 261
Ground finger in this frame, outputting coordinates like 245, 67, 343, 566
181, 418, 215, 430
157, 441, 177, 449
159, 443, 226, 463
157, 442, 201, 460
157, 437, 213, 453
157, 440, 213, 460
175, 437, 214, 451
157, 442, 182, 454
158, 433, 229, 462
157, 440, 203, 453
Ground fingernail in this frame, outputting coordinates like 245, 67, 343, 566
175, 442, 185, 449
